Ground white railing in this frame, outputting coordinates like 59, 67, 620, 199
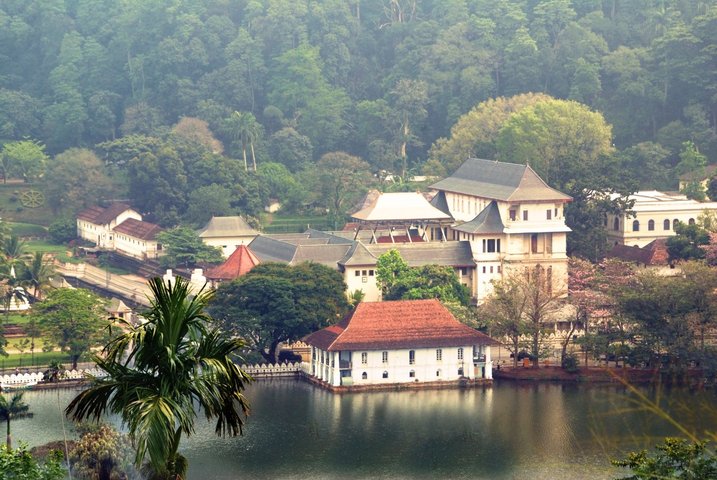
239, 362, 304, 377
0, 368, 106, 385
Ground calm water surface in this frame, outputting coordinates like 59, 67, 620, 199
12, 380, 717, 479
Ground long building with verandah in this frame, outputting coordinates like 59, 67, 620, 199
303, 299, 497, 391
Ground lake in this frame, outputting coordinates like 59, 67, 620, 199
11, 379, 717, 479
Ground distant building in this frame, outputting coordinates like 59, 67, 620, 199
605, 239, 676, 275
198, 216, 259, 257
605, 190, 717, 247
76, 203, 140, 249
205, 244, 260, 287
303, 299, 496, 390
678, 165, 717, 196
112, 218, 163, 260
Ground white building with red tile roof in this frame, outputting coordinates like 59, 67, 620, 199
76, 203, 140, 249
205, 244, 260, 287
303, 299, 496, 388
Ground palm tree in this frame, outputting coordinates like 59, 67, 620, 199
25, 251, 54, 299
231, 111, 261, 172
0, 392, 33, 449
2, 235, 26, 267
66, 277, 252, 479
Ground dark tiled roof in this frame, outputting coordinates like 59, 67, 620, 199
679, 164, 717, 182
430, 158, 571, 202
77, 203, 134, 225
606, 239, 669, 266
112, 218, 162, 240
304, 299, 497, 351
304, 229, 354, 245
429, 190, 451, 216
292, 244, 353, 266
198, 216, 258, 238
453, 201, 505, 234
367, 241, 475, 267
205, 245, 260, 280
339, 242, 377, 266
248, 235, 297, 263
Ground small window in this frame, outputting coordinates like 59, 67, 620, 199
487, 239, 496, 253
459, 267, 467, 276
613, 217, 620, 230
546, 209, 552, 220
632, 220, 640, 232
436, 369, 442, 377
409, 370, 415, 378
368, 270, 374, 276
490, 266, 494, 273
497, 266, 501, 273
523, 210, 528, 221
362, 372, 367, 380
509, 209, 517, 221
382, 371, 388, 379
664, 219, 670, 230
482, 266, 486, 273
382, 351, 388, 364
648, 219, 655, 231
436, 349, 442, 361
555, 208, 558, 217
362, 270, 368, 276
409, 350, 415, 365
361, 352, 367, 365
355, 271, 360, 277
458, 347, 464, 360
458, 368, 464, 376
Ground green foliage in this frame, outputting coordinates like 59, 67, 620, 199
70, 423, 138, 480
209, 262, 350, 363
30, 288, 109, 369
0, 393, 32, 449
47, 218, 76, 244
667, 222, 709, 262
155, 226, 223, 268
0, 444, 65, 480
561, 354, 579, 373
0, 140, 49, 183
66, 278, 252, 478
43, 149, 114, 215
613, 438, 717, 480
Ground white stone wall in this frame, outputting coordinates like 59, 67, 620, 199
114, 233, 160, 260
202, 235, 258, 258
344, 266, 381, 301
309, 345, 492, 387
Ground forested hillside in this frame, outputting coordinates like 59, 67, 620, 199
1, 1, 716, 256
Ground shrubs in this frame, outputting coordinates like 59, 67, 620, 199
48, 218, 76, 244
562, 354, 580, 373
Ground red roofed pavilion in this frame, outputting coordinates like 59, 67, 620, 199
304, 299, 496, 390
205, 245, 260, 285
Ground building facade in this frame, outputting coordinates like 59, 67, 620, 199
304, 299, 495, 389
605, 191, 717, 247
198, 216, 259, 257
76, 203, 141, 249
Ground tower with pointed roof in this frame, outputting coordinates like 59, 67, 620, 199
430, 158, 572, 300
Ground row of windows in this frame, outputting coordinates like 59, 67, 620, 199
629, 218, 695, 232
364, 348, 465, 365
509, 208, 559, 222
481, 265, 501, 274
362, 368, 464, 380
354, 269, 375, 277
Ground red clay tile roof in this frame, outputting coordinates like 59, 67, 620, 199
304, 299, 496, 351
77, 203, 134, 225
112, 218, 162, 240
205, 245, 260, 280
606, 239, 669, 266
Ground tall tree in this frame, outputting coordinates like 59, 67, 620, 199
155, 226, 224, 268
314, 152, 372, 228
66, 278, 252, 479
31, 288, 108, 369
227, 111, 262, 171
0, 140, 49, 183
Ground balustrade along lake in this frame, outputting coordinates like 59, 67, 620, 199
11, 379, 717, 479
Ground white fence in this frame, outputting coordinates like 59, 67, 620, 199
240, 362, 305, 378
0, 368, 106, 386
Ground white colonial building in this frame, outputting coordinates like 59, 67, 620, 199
304, 299, 496, 389
112, 218, 163, 260
605, 190, 717, 247
77, 203, 140, 249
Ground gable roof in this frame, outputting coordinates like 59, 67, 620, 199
453, 201, 505, 234
205, 245, 260, 280
430, 158, 571, 202
606, 239, 670, 266
198, 216, 258, 238
366, 241, 475, 267
77, 203, 135, 225
304, 299, 496, 351
339, 242, 378, 266
429, 190, 451, 216
248, 234, 352, 266
112, 218, 162, 240
351, 192, 452, 222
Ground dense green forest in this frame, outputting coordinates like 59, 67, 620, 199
1, 0, 716, 256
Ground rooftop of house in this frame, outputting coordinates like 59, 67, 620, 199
351, 191, 452, 223
304, 299, 497, 351
112, 218, 162, 240
198, 216, 258, 238
430, 158, 571, 203
452, 200, 505, 235
77, 203, 135, 225
205, 245, 261, 280
611, 190, 717, 212
679, 164, 717, 182
606, 239, 670, 266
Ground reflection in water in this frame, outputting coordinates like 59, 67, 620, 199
11, 380, 717, 480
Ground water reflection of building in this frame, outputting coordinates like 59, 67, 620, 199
304, 299, 497, 391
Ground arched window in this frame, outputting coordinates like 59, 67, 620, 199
673, 219, 679, 230
648, 220, 655, 231
382, 371, 389, 379
361, 372, 367, 380
613, 217, 620, 230
632, 220, 640, 232
664, 219, 670, 230
689, 218, 696, 225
